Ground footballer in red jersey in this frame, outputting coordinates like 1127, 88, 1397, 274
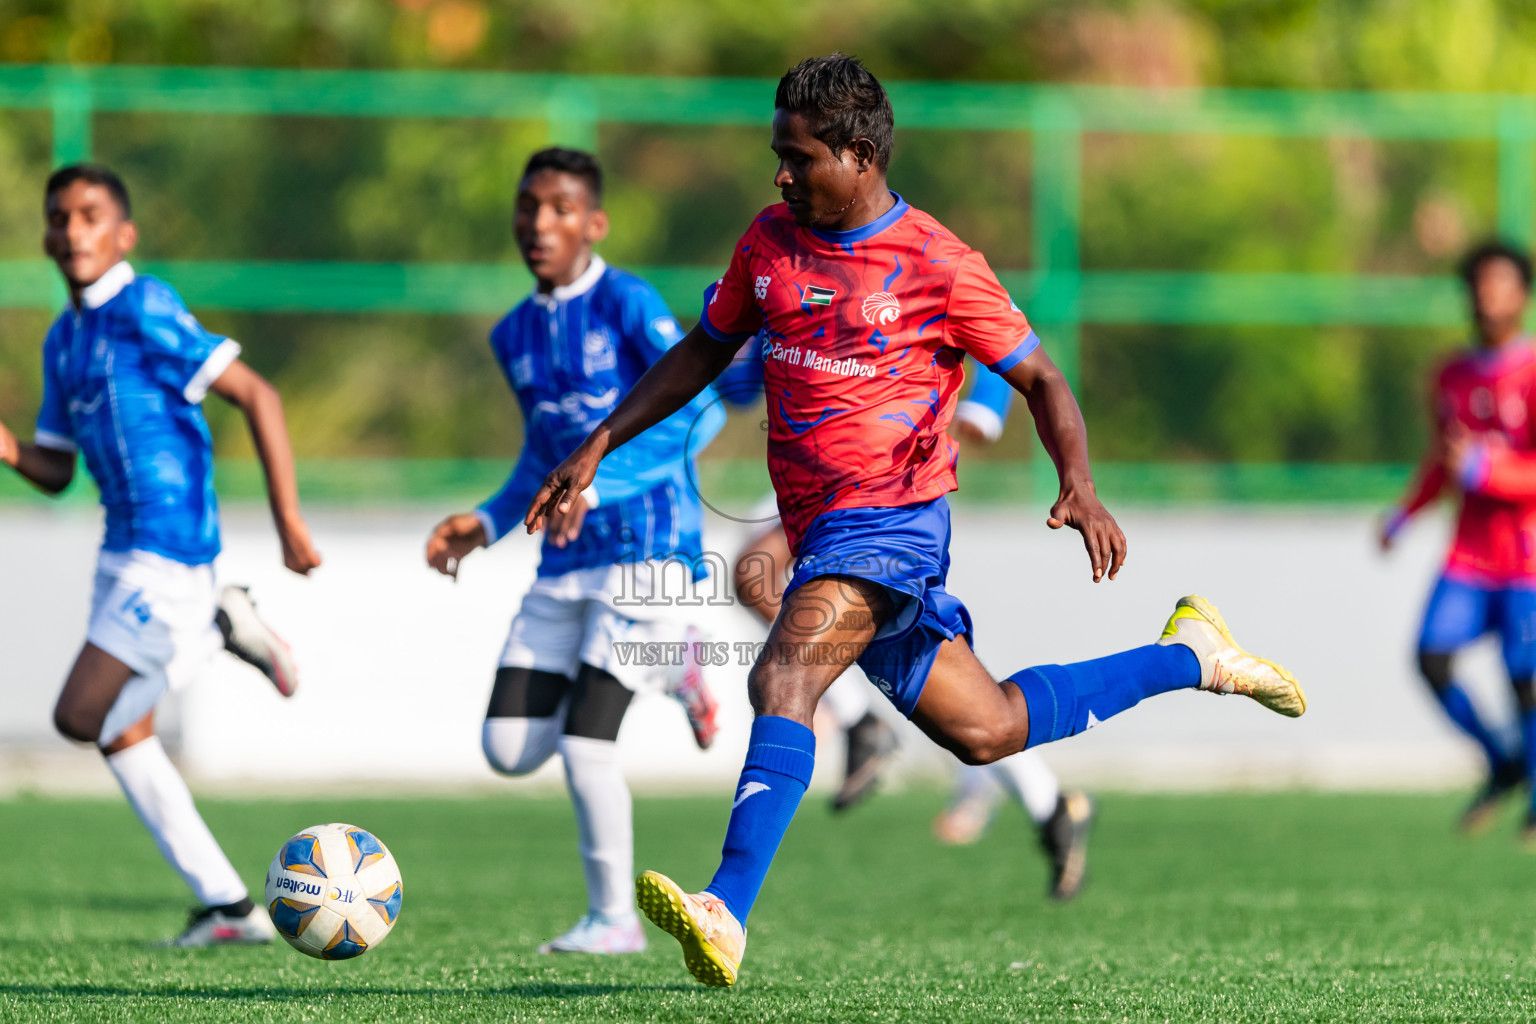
700, 196, 1037, 550
1383, 241, 1536, 839
525, 54, 1305, 987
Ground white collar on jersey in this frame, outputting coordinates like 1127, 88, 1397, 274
531, 254, 607, 308
78, 261, 135, 310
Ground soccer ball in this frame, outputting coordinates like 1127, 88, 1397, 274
264, 823, 403, 960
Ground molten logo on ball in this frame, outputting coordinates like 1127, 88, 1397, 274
265, 823, 403, 961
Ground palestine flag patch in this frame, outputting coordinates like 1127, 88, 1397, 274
804, 285, 837, 307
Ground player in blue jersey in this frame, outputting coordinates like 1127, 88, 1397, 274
0, 164, 320, 947
425, 148, 725, 955
527, 56, 1306, 987
720, 339, 1093, 898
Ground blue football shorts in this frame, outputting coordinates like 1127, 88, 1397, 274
1418, 572, 1536, 679
783, 496, 972, 717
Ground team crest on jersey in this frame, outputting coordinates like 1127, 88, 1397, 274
650, 316, 683, 343
583, 330, 616, 373
862, 292, 901, 326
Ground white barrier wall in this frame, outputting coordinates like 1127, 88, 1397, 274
0, 502, 1506, 792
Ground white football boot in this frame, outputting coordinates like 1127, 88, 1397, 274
160, 904, 276, 948
215, 585, 299, 697
636, 870, 746, 987
537, 913, 647, 954
668, 626, 720, 750
1157, 595, 1307, 717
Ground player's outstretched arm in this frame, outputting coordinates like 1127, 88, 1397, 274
1381, 380, 1450, 551
1000, 346, 1127, 582
210, 360, 321, 576
0, 418, 74, 494
524, 323, 742, 533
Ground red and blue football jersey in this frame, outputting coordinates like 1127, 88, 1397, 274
1397, 341, 1536, 582
700, 194, 1039, 550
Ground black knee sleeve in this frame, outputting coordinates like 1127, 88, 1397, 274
563, 665, 634, 741
1417, 651, 1454, 692
1514, 678, 1536, 714
485, 667, 570, 719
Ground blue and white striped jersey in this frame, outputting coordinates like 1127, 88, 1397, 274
477, 256, 725, 578
34, 262, 240, 566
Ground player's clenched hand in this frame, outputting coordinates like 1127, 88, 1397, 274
545, 489, 589, 549
1048, 487, 1127, 582
525, 434, 604, 535
278, 514, 323, 576
426, 513, 488, 579
1441, 421, 1478, 482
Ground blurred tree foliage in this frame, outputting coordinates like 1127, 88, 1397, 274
3, 0, 1536, 465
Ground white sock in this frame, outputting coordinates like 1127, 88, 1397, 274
482, 716, 562, 776
821, 672, 873, 730
558, 735, 635, 924
988, 750, 1061, 826
105, 735, 247, 907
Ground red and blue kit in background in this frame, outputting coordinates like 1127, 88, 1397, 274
1389, 338, 1536, 805
1391, 342, 1536, 671
700, 194, 1038, 714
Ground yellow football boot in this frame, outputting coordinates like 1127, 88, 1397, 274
1157, 595, 1307, 718
635, 870, 745, 988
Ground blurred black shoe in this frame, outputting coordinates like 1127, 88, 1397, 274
1461, 760, 1525, 835
831, 712, 897, 812
1039, 790, 1094, 901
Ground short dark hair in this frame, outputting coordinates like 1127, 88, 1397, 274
46, 163, 131, 218
1460, 239, 1533, 291
775, 53, 894, 171
521, 147, 602, 207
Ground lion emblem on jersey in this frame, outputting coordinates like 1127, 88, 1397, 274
861, 292, 901, 326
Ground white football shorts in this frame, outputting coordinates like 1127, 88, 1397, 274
498, 565, 695, 694
87, 548, 222, 746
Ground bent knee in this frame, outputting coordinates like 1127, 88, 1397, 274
53, 701, 101, 744
952, 722, 1019, 767
481, 717, 558, 776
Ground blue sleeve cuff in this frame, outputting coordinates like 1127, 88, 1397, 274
985, 331, 1041, 374
699, 283, 758, 344
474, 508, 501, 545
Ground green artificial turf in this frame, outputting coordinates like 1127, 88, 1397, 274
3, 790, 1535, 1022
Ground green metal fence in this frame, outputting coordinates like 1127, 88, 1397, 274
4, 64, 1526, 506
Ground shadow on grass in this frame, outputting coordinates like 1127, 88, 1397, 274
2, 981, 700, 1001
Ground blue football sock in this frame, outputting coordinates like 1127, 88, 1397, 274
1008, 643, 1201, 750
1437, 683, 1511, 771
1521, 710, 1536, 805
703, 715, 816, 925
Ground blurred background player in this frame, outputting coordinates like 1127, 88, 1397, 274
527, 55, 1305, 987
718, 337, 1093, 898
0, 164, 321, 946
425, 148, 725, 955
1381, 240, 1536, 840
